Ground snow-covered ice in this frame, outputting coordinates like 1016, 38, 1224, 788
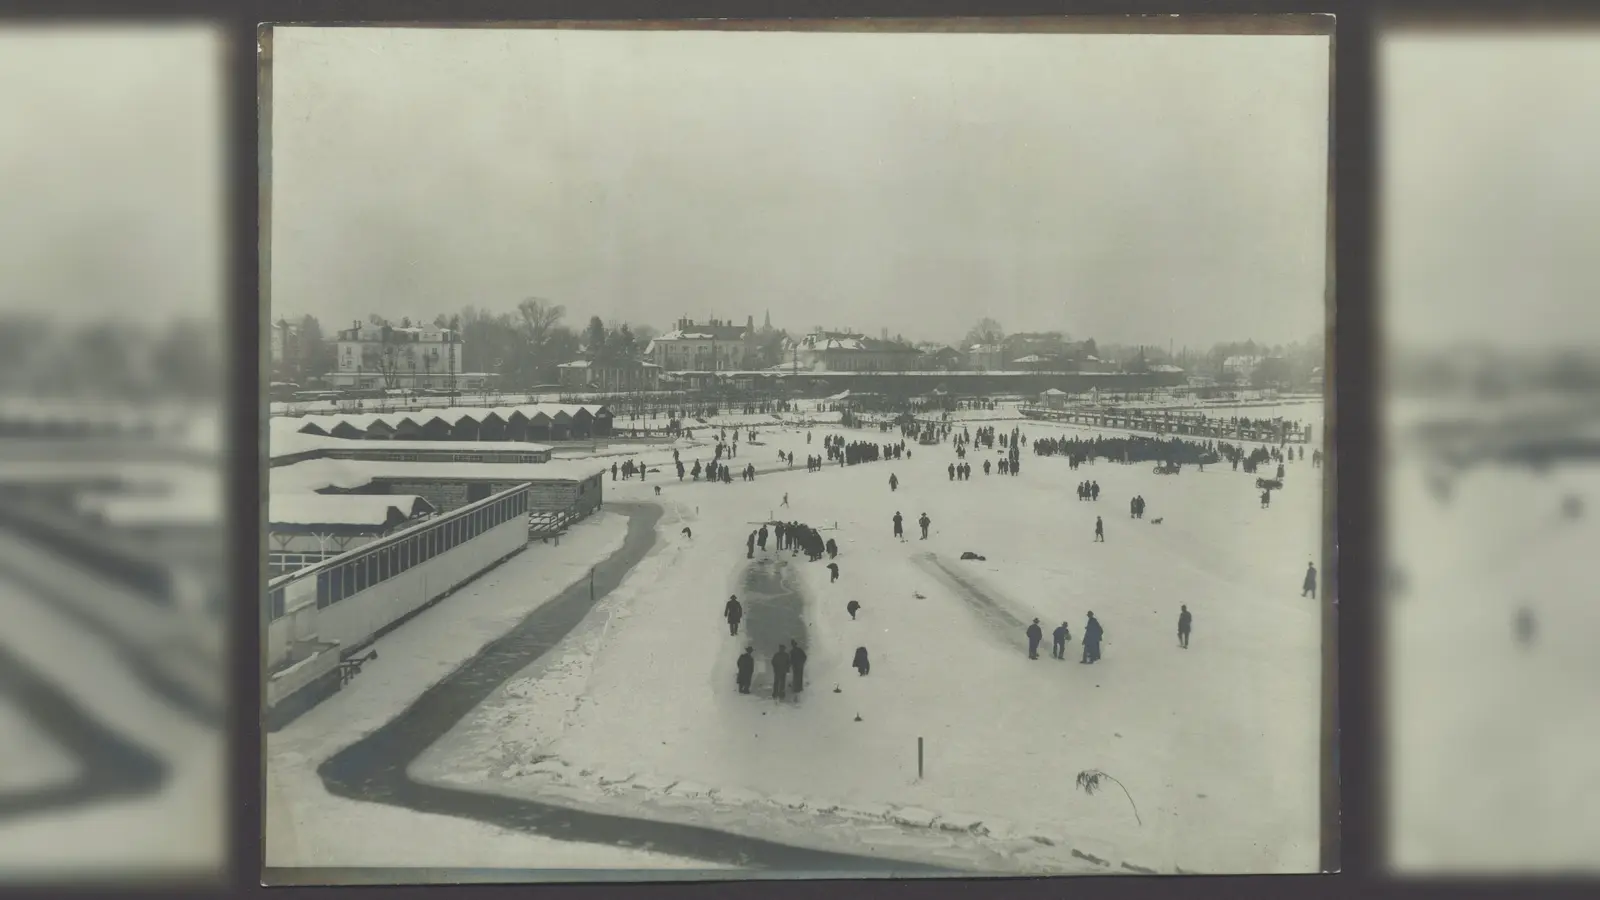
410, 408, 1326, 874
1384, 405, 1600, 873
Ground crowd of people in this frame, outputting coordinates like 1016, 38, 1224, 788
668, 401, 1324, 705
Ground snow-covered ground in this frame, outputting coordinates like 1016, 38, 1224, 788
265, 511, 728, 873
0, 568, 224, 880
1384, 404, 1600, 872
411, 410, 1326, 874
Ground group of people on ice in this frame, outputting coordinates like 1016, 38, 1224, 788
825, 434, 906, 466
891, 510, 932, 541
734, 639, 809, 698
746, 519, 838, 565
1024, 612, 1107, 663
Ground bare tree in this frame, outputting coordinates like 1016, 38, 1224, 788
963, 317, 1005, 348
1076, 769, 1141, 826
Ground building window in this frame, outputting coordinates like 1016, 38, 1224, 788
341, 563, 354, 599
317, 570, 330, 608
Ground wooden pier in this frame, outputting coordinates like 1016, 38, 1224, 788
1017, 404, 1312, 445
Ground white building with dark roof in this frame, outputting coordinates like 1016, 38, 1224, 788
644, 316, 759, 371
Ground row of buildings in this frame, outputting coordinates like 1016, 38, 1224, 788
274, 315, 1188, 394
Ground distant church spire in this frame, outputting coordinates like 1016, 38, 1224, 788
764, 309, 771, 330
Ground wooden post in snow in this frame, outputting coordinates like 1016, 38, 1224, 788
918, 736, 924, 780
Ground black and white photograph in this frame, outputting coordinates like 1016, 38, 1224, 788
1380, 22, 1600, 875
261, 19, 1334, 880
0, 24, 227, 884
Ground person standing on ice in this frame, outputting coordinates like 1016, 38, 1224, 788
825, 537, 838, 559
771, 644, 792, 699
782, 492, 790, 507
918, 512, 931, 540
1178, 605, 1192, 648
890, 473, 899, 492
1303, 562, 1317, 598
1026, 618, 1043, 659
1091, 481, 1100, 501
983, 459, 991, 476
724, 595, 743, 636
1052, 621, 1070, 659
828, 562, 839, 583
852, 646, 871, 676
611, 462, 619, 481
789, 639, 808, 694
1515, 605, 1535, 646
893, 511, 905, 540
1081, 612, 1104, 663
1129, 496, 1138, 519
746, 530, 757, 559
948, 463, 956, 481
847, 599, 861, 620
758, 525, 769, 551
1094, 516, 1105, 542
735, 646, 755, 693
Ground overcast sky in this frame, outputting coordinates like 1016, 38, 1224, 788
270, 26, 1329, 349
0, 26, 222, 326
1382, 30, 1600, 352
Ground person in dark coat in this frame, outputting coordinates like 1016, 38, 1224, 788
789, 639, 807, 694
828, 562, 839, 583
1302, 562, 1317, 598
735, 646, 755, 693
918, 513, 931, 540
852, 646, 870, 676
1178, 605, 1192, 648
758, 525, 769, 551
747, 530, 756, 559
826, 537, 838, 559
889, 473, 899, 492
724, 595, 743, 635
1081, 612, 1104, 663
1026, 618, 1043, 659
893, 511, 904, 540
772, 645, 791, 699
1094, 516, 1105, 542
1052, 621, 1070, 659
847, 599, 861, 620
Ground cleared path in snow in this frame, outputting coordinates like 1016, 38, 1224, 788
318, 502, 951, 873
738, 556, 810, 701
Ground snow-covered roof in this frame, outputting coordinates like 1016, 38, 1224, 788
292, 403, 612, 435
267, 427, 554, 462
1041, 388, 1069, 396
1011, 354, 1052, 364
270, 457, 609, 495
268, 493, 434, 529
74, 485, 222, 528
1150, 364, 1185, 373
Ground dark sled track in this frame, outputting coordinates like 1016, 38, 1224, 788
914, 554, 1032, 651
